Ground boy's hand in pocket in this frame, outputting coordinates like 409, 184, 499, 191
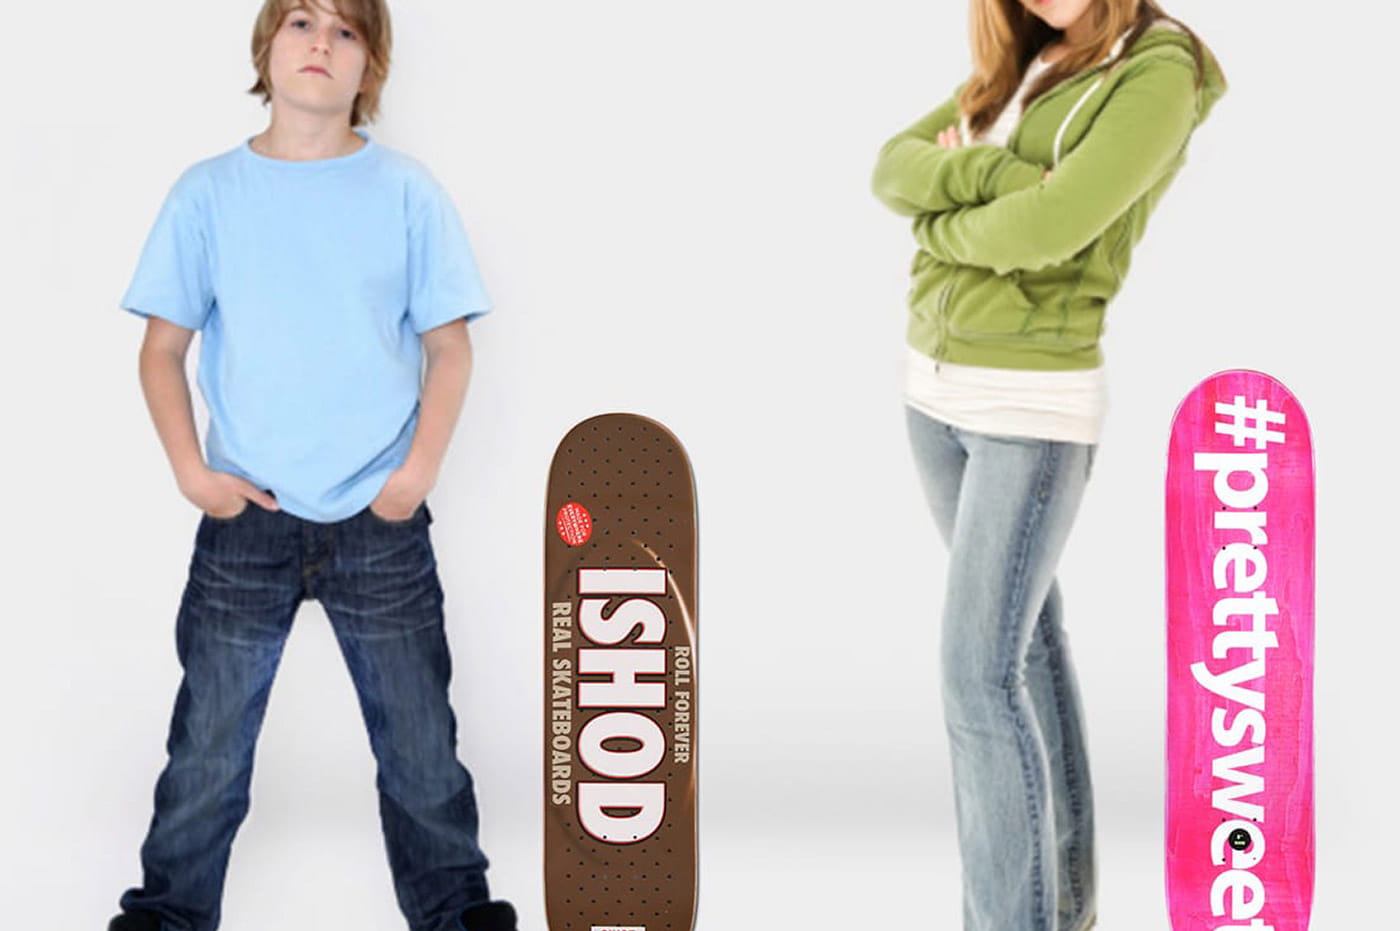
181, 466, 278, 518
369, 465, 432, 522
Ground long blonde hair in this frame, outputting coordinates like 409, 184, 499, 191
961, 0, 1215, 137
247, 0, 394, 127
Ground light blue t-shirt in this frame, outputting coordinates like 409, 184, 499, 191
121, 128, 492, 522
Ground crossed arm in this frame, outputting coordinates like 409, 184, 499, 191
871, 84, 1046, 217
906, 57, 1200, 275
874, 54, 1200, 277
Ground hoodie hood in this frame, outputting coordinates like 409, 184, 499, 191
1125, 22, 1227, 124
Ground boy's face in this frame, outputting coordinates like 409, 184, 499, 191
265, 1, 369, 122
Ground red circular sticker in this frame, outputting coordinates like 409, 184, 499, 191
556, 501, 593, 546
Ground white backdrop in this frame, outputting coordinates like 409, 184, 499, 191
2, 1, 1395, 927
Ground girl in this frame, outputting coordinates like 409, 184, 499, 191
871, 1, 1225, 929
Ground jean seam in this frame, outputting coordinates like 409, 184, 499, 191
1042, 603, 1086, 919
1002, 439, 1059, 931
127, 506, 488, 930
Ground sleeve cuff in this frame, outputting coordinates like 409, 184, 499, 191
119, 301, 203, 331
413, 303, 493, 334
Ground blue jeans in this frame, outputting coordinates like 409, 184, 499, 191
906, 408, 1097, 931
118, 502, 492, 931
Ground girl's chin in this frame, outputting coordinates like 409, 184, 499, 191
1025, 1, 1073, 27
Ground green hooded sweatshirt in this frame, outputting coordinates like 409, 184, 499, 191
872, 25, 1226, 370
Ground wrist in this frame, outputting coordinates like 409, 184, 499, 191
396, 457, 439, 494
174, 458, 211, 494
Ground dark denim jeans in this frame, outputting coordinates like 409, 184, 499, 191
118, 501, 492, 931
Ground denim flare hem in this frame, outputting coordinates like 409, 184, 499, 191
907, 407, 1099, 931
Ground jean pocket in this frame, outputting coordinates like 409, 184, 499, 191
202, 500, 250, 523
366, 501, 426, 527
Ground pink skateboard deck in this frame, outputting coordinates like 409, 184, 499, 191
544, 413, 698, 931
1165, 370, 1314, 930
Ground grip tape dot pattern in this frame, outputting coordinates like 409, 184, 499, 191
545, 415, 697, 931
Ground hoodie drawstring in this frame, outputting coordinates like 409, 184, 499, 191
1052, 75, 1107, 168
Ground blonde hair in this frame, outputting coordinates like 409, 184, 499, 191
246, 0, 393, 126
962, 0, 1218, 137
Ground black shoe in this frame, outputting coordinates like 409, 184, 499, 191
459, 900, 517, 931
107, 912, 162, 931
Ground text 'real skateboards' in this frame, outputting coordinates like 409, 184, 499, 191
545, 414, 698, 931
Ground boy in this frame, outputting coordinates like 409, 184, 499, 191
109, 2, 516, 929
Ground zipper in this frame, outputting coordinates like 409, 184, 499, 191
1008, 64, 1109, 154
933, 278, 954, 360
1006, 25, 1136, 152
936, 278, 954, 319
1007, 65, 1094, 150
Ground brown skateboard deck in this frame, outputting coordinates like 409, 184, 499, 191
544, 413, 698, 931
